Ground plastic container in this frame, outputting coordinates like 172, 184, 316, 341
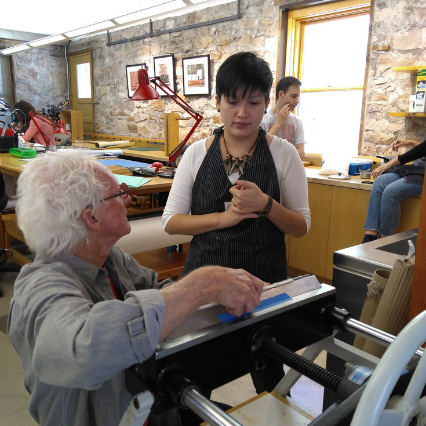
348, 159, 373, 176
9, 147, 38, 158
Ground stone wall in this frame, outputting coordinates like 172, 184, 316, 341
362, 0, 426, 156
11, 0, 426, 155
67, 0, 279, 142
13, 45, 68, 112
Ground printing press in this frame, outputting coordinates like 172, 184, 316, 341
120, 275, 426, 426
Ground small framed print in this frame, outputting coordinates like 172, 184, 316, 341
182, 54, 211, 96
153, 54, 176, 96
126, 63, 147, 98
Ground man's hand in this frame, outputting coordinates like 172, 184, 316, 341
209, 267, 266, 317
275, 104, 291, 126
230, 180, 269, 214
159, 266, 266, 340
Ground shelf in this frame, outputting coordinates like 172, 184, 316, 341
389, 112, 426, 117
393, 66, 426, 73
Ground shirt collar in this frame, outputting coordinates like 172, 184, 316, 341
34, 251, 108, 285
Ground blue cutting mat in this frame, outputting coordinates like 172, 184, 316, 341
97, 159, 151, 168
218, 293, 292, 323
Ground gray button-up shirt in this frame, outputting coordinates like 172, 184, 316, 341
8, 246, 172, 426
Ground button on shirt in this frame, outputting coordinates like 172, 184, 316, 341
7, 246, 171, 426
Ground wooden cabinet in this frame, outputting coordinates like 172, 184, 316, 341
325, 187, 370, 278
288, 183, 331, 277
287, 182, 421, 280
60, 110, 83, 141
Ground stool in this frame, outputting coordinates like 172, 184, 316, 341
1, 213, 31, 266
132, 248, 187, 281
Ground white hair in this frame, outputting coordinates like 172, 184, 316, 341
16, 151, 110, 257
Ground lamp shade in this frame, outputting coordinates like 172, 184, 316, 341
132, 69, 160, 101
53, 119, 70, 140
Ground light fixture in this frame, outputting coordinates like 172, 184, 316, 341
0, 0, 236, 56
29, 35, 68, 47
115, 0, 186, 24
64, 21, 116, 38
132, 68, 203, 169
1, 45, 30, 55
29, 111, 70, 147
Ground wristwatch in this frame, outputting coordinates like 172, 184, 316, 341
258, 195, 273, 216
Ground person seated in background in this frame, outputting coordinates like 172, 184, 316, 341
14, 100, 55, 146
261, 76, 306, 160
7, 151, 265, 426
362, 138, 426, 243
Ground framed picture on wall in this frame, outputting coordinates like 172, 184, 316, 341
153, 54, 176, 96
126, 63, 147, 98
182, 54, 211, 96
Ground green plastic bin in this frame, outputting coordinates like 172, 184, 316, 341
9, 147, 38, 159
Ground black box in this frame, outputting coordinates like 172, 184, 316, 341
0, 134, 18, 153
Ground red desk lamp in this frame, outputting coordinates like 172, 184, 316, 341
132, 68, 203, 168
29, 111, 70, 146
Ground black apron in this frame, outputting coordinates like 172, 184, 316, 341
183, 127, 287, 283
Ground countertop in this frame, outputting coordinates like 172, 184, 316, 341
304, 167, 421, 198
304, 167, 376, 190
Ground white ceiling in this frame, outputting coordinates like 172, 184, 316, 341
1, 0, 220, 36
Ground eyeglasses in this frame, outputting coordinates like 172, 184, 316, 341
101, 183, 131, 202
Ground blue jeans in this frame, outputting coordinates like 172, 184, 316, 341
364, 173, 422, 236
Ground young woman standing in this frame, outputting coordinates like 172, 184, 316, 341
163, 52, 311, 285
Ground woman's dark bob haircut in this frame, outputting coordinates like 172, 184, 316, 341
14, 100, 35, 133
216, 52, 273, 103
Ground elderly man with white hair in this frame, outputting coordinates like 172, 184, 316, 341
7, 151, 265, 426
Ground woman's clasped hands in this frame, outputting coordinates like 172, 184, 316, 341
220, 180, 267, 228
230, 180, 269, 215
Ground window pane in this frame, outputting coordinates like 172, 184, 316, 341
0, 55, 13, 105
77, 63, 91, 98
302, 15, 370, 88
299, 90, 363, 158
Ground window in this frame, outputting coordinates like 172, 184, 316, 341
0, 54, 14, 106
284, 0, 370, 157
76, 62, 92, 99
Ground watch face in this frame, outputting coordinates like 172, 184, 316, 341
258, 209, 270, 216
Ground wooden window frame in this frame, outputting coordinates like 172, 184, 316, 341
279, 0, 371, 154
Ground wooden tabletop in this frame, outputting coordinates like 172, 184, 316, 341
107, 165, 173, 194
0, 153, 174, 194
121, 148, 169, 162
0, 153, 26, 177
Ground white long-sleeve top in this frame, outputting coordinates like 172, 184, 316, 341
162, 135, 311, 232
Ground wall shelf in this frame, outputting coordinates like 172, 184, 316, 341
389, 112, 426, 117
393, 66, 426, 73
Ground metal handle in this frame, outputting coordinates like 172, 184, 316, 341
345, 318, 424, 358
182, 388, 243, 426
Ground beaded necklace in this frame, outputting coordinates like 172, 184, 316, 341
222, 133, 258, 175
